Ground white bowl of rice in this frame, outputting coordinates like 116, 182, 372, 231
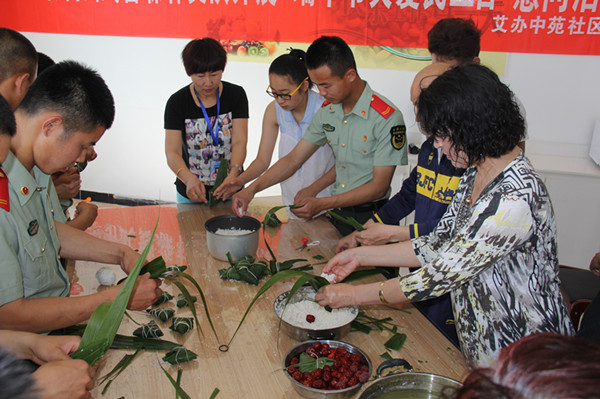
204, 214, 261, 261
274, 286, 359, 341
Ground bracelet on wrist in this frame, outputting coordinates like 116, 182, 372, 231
176, 167, 185, 178
378, 281, 390, 305
229, 164, 243, 174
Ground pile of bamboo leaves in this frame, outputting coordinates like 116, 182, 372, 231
68, 212, 214, 397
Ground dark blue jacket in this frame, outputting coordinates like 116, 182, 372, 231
372, 137, 464, 238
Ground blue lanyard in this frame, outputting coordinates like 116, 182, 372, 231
194, 86, 220, 147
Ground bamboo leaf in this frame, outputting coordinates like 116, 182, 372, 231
71, 209, 160, 365
226, 269, 310, 347
152, 291, 174, 306
176, 369, 182, 399
140, 256, 167, 278
146, 308, 175, 323
209, 160, 229, 206
162, 347, 197, 365
109, 335, 179, 351
124, 311, 141, 326
261, 205, 299, 262
384, 333, 407, 351
170, 317, 194, 335
166, 271, 220, 341
261, 205, 298, 231
264, 211, 281, 227
166, 265, 187, 273
160, 364, 191, 399
176, 293, 197, 308
297, 352, 335, 373
133, 320, 164, 339
209, 388, 220, 399
169, 280, 204, 338
326, 210, 365, 231
350, 321, 373, 334
380, 352, 393, 360
312, 255, 325, 261
341, 268, 387, 283
99, 349, 141, 395
65, 325, 180, 351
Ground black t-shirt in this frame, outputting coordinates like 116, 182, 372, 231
164, 81, 249, 198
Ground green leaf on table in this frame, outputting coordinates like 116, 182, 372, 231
152, 291, 174, 306
209, 388, 220, 399
133, 320, 163, 339
326, 210, 365, 231
169, 280, 203, 337
65, 324, 180, 351
160, 363, 191, 399
380, 352, 393, 361
109, 334, 180, 351
170, 317, 194, 335
99, 348, 141, 395
297, 352, 335, 373
384, 333, 407, 351
350, 320, 373, 334
209, 159, 229, 206
176, 293, 197, 308
146, 308, 175, 322
312, 255, 325, 261
70, 209, 161, 365
162, 347, 198, 365
170, 270, 218, 340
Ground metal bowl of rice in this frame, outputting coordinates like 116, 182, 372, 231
204, 214, 261, 261
274, 286, 359, 341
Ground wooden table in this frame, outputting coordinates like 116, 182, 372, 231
72, 198, 468, 398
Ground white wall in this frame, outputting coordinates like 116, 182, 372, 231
24, 33, 600, 199
23, 33, 600, 266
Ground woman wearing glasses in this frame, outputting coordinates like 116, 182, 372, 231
165, 37, 249, 203
214, 49, 335, 215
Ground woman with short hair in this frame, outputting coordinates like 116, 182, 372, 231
165, 37, 249, 203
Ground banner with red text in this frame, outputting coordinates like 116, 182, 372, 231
1, 0, 598, 56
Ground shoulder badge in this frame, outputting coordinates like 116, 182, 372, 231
370, 95, 395, 119
0, 168, 9, 212
321, 100, 331, 108
390, 125, 406, 150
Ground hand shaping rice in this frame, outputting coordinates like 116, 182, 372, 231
214, 228, 254, 236
321, 272, 336, 283
281, 300, 356, 329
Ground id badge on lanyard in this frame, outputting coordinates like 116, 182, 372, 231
194, 86, 221, 147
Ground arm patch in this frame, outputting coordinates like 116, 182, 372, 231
390, 125, 406, 150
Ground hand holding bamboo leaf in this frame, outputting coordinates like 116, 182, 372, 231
70, 210, 161, 366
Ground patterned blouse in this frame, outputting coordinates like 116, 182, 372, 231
399, 152, 574, 367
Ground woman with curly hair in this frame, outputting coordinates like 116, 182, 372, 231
315, 64, 574, 367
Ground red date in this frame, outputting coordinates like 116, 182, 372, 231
306, 314, 316, 323
287, 342, 370, 391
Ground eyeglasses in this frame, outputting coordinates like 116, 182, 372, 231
266, 77, 308, 101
